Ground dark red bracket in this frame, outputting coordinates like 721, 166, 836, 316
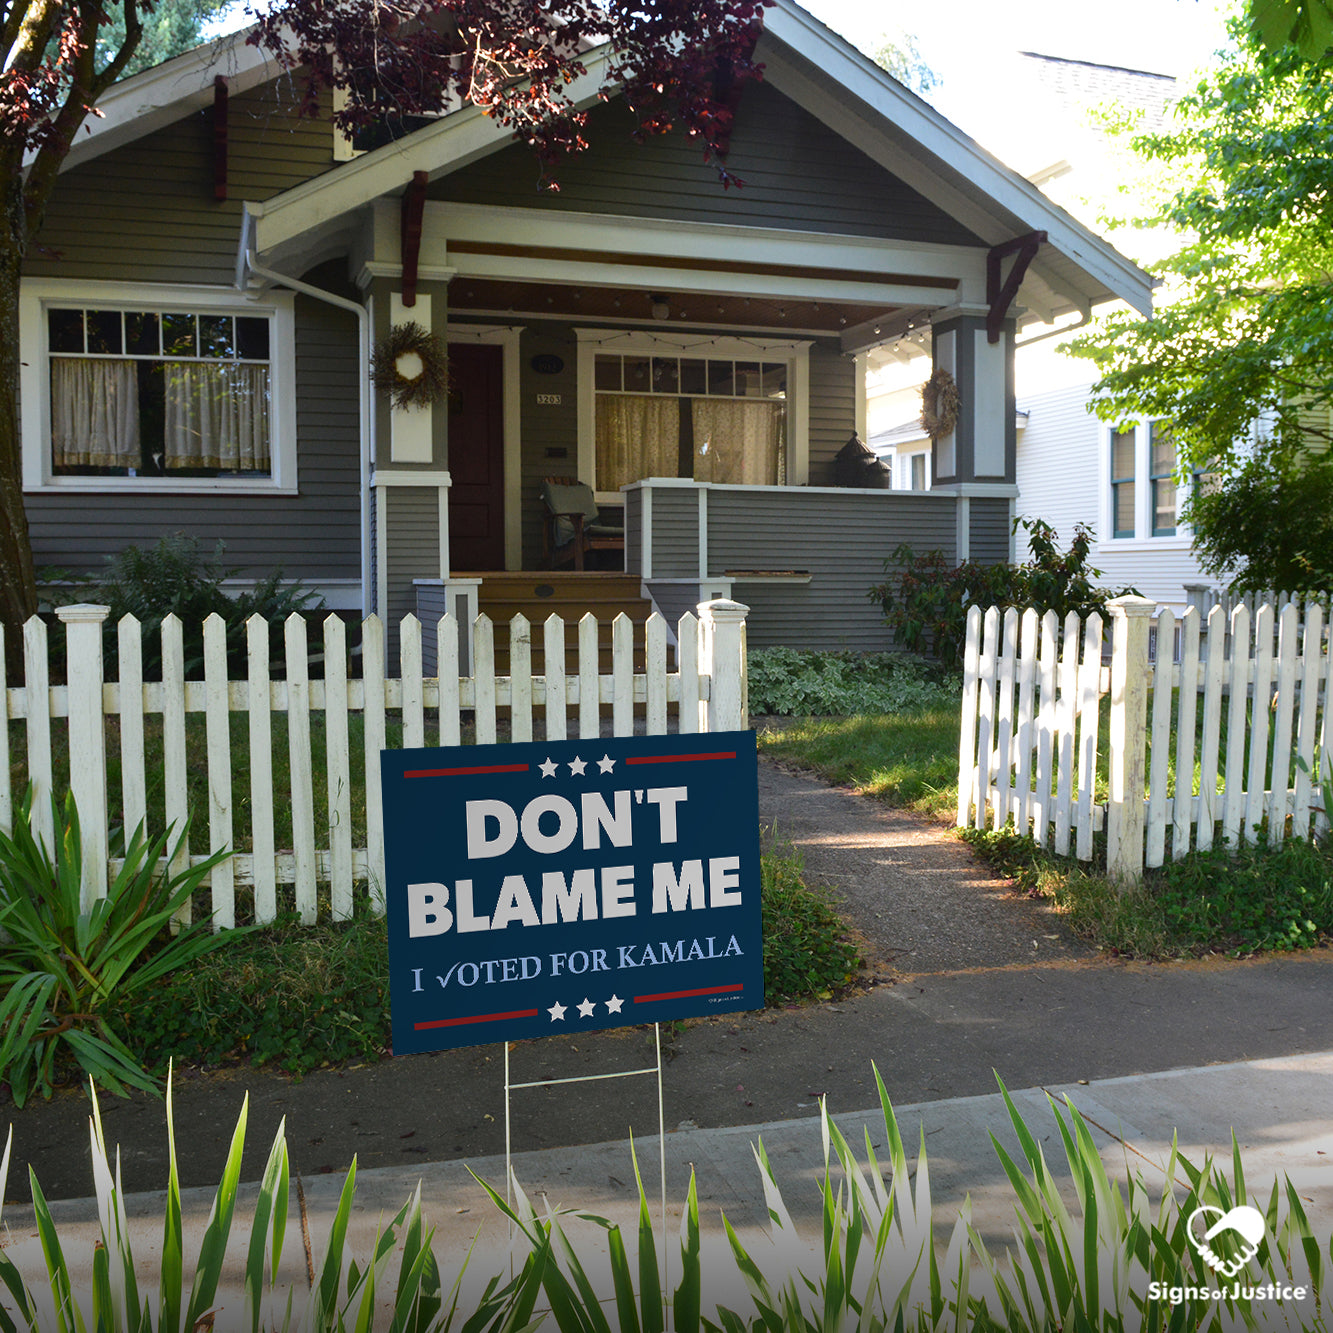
986, 230, 1045, 343
400, 170, 429, 307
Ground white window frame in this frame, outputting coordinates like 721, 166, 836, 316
20, 279, 298, 496
1100, 420, 1193, 549
575, 328, 811, 503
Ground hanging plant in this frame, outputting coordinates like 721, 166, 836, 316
920, 367, 961, 439
371, 321, 450, 411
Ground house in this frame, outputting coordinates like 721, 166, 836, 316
866, 52, 1219, 612
18, 4, 1153, 664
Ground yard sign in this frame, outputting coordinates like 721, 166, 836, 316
382, 731, 763, 1055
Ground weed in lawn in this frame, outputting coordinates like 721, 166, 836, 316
760, 842, 862, 1001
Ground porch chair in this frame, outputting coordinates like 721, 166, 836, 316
539, 476, 625, 570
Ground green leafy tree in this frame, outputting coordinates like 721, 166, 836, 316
871, 29, 939, 98
1073, 25, 1333, 592
97, 0, 235, 77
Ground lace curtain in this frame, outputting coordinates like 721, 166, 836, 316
595, 394, 680, 491
691, 398, 784, 486
165, 363, 271, 471
51, 359, 139, 468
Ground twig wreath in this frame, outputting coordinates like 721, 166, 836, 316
371, 321, 450, 411
920, 367, 961, 439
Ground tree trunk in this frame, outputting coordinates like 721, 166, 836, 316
0, 229, 39, 679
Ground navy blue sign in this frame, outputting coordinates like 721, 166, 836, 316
381, 731, 763, 1055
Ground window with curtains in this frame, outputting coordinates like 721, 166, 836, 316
47, 306, 272, 478
593, 353, 786, 491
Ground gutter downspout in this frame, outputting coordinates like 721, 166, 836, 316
241, 246, 374, 617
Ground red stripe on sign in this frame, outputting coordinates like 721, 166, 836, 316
634, 984, 744, 1004
404, 763, 529, 778
415, 1008, 539, 1030
624, 752, 736, 765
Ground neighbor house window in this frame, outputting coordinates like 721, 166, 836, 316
1150, 421, 1177, 535
910, 452, 927, 490
1110, 427, 1136, 538
593, 353, 787, 491
48, 306, 272, 478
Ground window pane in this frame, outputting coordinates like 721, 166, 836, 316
707, 361, 735, 396
86, 311, 123, 355
49, 309, 84, 354
1111, 428, 1134, 479
1151, 435, 1174, 477
623, 356, 651, 393
1153, 478, 1176, 534
680, 359, 707, 394
125, 312, 159, 356
651, 357, 679, 394
735, 361, 763, 397
911, 454, 926, 489
761, 364, 787, 398
594, 355, 621, 391
1114, 481, 1135, 536
236, 317, 269, 360
199, 314, 234, 359
162, 312, 196, 357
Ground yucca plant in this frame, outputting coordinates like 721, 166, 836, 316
0, 790, 235, 1106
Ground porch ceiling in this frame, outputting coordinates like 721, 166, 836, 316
448, 278, 901, 336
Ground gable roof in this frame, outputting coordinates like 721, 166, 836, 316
59, 0, 1154, 329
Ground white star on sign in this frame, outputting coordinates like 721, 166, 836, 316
568, 756, 587, 776
539, 758, 558, 778
577, 998, 596, 1018
547, 1001, 567, 1021
605, 995, 624, 1014
598, 754, 616, 773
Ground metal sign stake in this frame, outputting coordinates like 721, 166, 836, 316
503, 1023, 670, 1300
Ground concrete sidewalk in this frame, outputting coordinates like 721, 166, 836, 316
5, 1051, 1332, 1325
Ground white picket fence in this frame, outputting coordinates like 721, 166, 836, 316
957, 596, 1333, 882
1, 600, 749, 928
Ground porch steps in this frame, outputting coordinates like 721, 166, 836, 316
460, 571, 654, 675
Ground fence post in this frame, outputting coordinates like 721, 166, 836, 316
699, 598, 749, 733
57, 603, 110, 911
1106, 595, 1156, 887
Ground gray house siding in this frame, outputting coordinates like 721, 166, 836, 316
28, 84, 335, 285
385, 487, 439, 660
436, 83, 981, 246
706, 489, 958, 650
969, 498, 1012, 565
808, 344, 857, 486
26, 269, 362, 583
647, 488, 701, 579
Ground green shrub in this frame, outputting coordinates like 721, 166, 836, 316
868, 517, 1137, 667
760, 843, 861, 1000
45, 533, 324, 679
120, 908, 391, 1076
0, 792, 236, 1106
748, 646, 956, 716
1156, 837, 1333, 953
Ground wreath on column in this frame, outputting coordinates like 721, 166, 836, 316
371, 321, 450, 410
920, 367, 961, 439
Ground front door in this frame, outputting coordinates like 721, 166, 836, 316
447, 342, 505, 570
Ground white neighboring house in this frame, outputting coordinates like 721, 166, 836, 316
866, 52, 1221, 611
